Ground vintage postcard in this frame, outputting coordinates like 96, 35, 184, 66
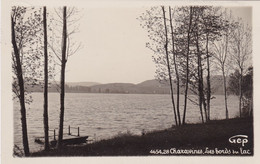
1, 0, 260, 163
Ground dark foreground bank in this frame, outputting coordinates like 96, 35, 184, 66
30, 117, 253, 156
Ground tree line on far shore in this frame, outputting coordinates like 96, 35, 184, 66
23, 75, 249, 95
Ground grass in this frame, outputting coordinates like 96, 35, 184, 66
30, 117, 253, 156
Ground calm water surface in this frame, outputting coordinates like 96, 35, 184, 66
14, 93, 239, 152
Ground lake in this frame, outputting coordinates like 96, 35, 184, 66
13, 93, 239, 152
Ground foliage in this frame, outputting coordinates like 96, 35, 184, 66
229, 67, 253, 97
228, 67, 253, 117
13, 145, 24, 157
12, 6, 56, 104
228, 69, 240, 96
12, 6, 57, 156
139, 6, 252, 122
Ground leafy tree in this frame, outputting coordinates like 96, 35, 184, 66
139, 6, 252, 124
228, 67, 253, 117
242, 66, 253, 117
201, 7, 223, 120
11, 6, 43, 156
139, 6, 226, 125
139, 6, 180, 126
228, 69, 240, 95
172, 6, 195, 124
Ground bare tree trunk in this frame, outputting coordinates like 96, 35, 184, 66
222, 67, 228, 119
201, 71, 208, 122
239, 68, 243, 117
11, 16, 30, 156
198, 66, 204, 123
224, 33, 229, 119
57, 6, 67, 149
195, 31, 204, 123
169, 6, 181, 126
43, 6, 49, 151
183, 6, 193, 124
206, 33, 211, 121
200, 39, 207, 122
162, 6, 178, 126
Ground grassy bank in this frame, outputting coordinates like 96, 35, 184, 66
31, 117, 253, 156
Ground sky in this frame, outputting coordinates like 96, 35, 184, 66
65, 7, 154, 84
231, 7, 252, 25
62, 6, 252, 84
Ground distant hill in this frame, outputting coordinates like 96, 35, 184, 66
24, 76, 230, 95
137, 79, 165, 87
89, 81, 170, 94
90, 83, 136, 93
66, 82, 101, 87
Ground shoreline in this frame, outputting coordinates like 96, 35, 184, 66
29, 117, 253, 156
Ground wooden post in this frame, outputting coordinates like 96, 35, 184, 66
54, 129, 56, 140
68, 125, 71, 135
77, 127, 80, 136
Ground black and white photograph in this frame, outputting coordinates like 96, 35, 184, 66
1, 0, 260, 163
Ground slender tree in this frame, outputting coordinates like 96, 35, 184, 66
211, 10, 234, 119
183, 7, 207, 123
201, 7, 223, 120
12, 7, 43, 156
47, 7, 82, 149
169, 7, 181, 126
43, 6, 49, 151
139, 6, 179, 126
230, 18, 252, 117
162, 6, 179, 126
57, 6, 67, 149
11, 12, 30, 156
182, 6, 193, 124
194, 25, 205, 123
212, 38, 230, 119
185, 6, 224, 122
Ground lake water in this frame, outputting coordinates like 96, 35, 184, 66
13, 93, 239, 152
